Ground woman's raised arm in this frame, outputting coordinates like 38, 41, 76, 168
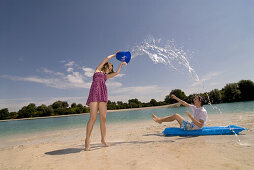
106, 62, 126, 79
95, 51, 119, 72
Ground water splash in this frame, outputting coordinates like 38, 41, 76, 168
131, 36, 243, 144
203, 83, 242, 143
131, 36, 199, 81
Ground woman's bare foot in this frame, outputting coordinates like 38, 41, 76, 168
85, 139, 91, 151
101, 140, 109, 147
152, 114, 162, 124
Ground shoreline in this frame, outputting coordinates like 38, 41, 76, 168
0, 103, 181, 122
107, 102, 181, 112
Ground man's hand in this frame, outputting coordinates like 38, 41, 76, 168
171, 94, 177, 100
186, 111, 192, 118
186, 111, 204, 128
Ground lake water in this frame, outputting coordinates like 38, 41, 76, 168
0, 101, 254, 138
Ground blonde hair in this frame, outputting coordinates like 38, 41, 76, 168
101, 62, 114, 74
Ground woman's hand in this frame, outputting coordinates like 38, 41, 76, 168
107, 50, 120, 59
113, 50, 120, 57
106, 61, 126, 79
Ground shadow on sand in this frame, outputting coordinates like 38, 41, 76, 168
44, 131, 202, 155
143, 133, 199, 139
45, 147, 83, 155
45, 133, 180, 155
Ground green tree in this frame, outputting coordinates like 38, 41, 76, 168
116, 101, 125, 109
71, 103, 77, 108
238, 80, 254, 101
47, 106, 54, 116
142, 103, 152, 107
107, 100, 117, 110
62, 101, 69, 108
117, 101, 123, 106
128, 102, 139, 108
0, 108, 10, 120
186, 94, 196, 104
150, 99, 158, 106
76, 104, 84, 113
222, 83, 241, 102
9, 112, 18, 119
165, 89, 187, 104
83, 106, 89, 113
208, 89, 222, 104
52, 101, 62, 109
77, 103, 83, 108
128, 98, 142, 108
52, 101, 69, 110
18, 106, 27, 118
117, 102, 128, 109
18, 103, 37, 118
37, 104, 53, 116
54, 107, 67, 115
66, 108, 76, 115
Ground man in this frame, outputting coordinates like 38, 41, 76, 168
152, 94, 208, 130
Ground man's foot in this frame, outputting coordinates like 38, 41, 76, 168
101, 140, 109, 147
85, 139, 91, 151
152, 114, 162, 124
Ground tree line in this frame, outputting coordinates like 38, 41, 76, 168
1, 79, 254, 120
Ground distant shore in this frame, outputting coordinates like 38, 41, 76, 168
107, 102, 181, 112
0, 103, 181, 122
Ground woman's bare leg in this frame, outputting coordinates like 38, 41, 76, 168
85, 102, 99, 151
98, 102, 109, 147
152, 113, 184, 125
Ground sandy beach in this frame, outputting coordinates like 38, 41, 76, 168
0, 112, 254, 170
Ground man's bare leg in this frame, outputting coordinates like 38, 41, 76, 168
152, 113, 184, 125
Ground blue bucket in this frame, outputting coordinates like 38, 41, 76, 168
116, 51, 131, 64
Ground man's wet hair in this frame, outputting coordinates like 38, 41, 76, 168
196, 95, 204, 106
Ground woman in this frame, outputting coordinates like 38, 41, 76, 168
85, 51, 127, 151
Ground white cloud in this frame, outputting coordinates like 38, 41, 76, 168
82, 67, 94, 77
66, 72, 84, 84
192, 72, 222, 87
65, 61, 75, 67
180, 71, 223, 95
67, 67, 74, 72
111, 85, 161, 94
106, 81, 122, 88
0, 74, 91, 89
108, 95, 132, 103
115, 73, 125, 78
42, 68, 65, 76
109, 95, 161, 103
108, 85, 169, 102
0, 60, 126, 90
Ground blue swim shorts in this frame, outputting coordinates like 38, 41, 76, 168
180, 119, 195, 130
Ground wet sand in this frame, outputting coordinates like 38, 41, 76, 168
0, 112, 253, 170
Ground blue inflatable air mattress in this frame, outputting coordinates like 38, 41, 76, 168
162, 125, 247, 136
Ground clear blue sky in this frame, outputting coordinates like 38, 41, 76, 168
1, 0, 254, 111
